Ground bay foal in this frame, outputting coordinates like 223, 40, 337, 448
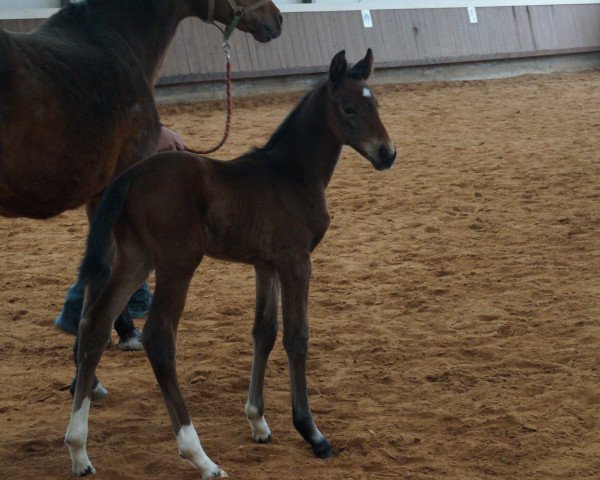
65, 49, 396, 477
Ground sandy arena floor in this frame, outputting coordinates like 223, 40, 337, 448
1, 71, 600, 480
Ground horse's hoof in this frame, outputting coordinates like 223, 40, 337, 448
118, 329, 143, 351
312, 438, 332, 459
91, 383, 108, 401
246, 405, 272, 443
73, 463, 96, 476
252, 432, 272, 444
203, 467, 228, 479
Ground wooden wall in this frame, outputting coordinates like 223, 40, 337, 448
159, 4, 600, 84
2, 4, 600, 86
0, 18, 43, 32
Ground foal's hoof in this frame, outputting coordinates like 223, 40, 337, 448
73, 463, 96, 477
91, 383, 108, 401
203, 467, 228, 479
312, 438, 333, 459
249, 418, 272, 444
253, 432, 272, 444
118, 328, 143, 351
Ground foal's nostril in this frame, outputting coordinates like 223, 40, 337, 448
379, 145, 393, 159
278, 13, 283, 25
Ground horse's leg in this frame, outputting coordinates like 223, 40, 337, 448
142, 263, 227, 479
277, 257, 332, 458
65, 237, 151, 475
245, 265, 280, 443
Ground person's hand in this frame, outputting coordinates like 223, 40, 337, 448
157, 126, 186, 152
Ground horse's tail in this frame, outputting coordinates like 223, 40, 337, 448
78, 173, 132, 297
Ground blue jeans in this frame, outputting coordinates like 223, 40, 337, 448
54, 279, 152, 337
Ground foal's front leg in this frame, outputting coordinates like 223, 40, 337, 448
278, 257, 332, 458
245, 266, 280, 442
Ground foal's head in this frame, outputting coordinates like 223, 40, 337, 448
326, 50, 396, 171
188, 0, 282, 43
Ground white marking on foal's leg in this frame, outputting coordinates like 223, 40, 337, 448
245, 402, 272, 443
65, 398, 96, 476
362, 87, 372, 97
177, 424, 228, 479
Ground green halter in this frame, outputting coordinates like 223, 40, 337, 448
205, 0, 273, 43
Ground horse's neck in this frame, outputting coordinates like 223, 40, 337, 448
98, 0, 187, 82
48, 0, 187, 82
270, 86, 343, 189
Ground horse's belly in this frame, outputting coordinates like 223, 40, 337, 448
0, 109, 125, 217
0, 153, 105, 218
0, 37, 159, 219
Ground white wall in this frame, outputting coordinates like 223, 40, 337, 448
0, 0, 60, 7
277, 0, 600, 11
1, 0, 599, 18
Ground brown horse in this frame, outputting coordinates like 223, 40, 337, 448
0, 0, 281, 377
65, 49, 395, 477
0, 0, 281, 220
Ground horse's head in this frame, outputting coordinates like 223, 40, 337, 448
189, 0, 282, 43
326, 49, 396, 171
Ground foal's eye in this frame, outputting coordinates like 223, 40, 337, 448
342, 105, 356, 115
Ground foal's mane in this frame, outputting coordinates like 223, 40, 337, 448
253, 80, 326, 155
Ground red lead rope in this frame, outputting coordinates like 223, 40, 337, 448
185, 45, 233, 155
183, 0, 273, 155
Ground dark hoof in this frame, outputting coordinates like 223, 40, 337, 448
78, 465, 96, 476
312, 438, 332, 458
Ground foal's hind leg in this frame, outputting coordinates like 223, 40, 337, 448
86, 200, 140, 344
245, 265, 280, 443
65, 243, 150, 476
143, 264, 227, 479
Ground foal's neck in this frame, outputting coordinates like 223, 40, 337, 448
266, 83, 343, 189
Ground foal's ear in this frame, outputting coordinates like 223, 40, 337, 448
329, 50, 347, 86
349, 48, 374, 80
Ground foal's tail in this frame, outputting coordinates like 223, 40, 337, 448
78, 173, 132, 298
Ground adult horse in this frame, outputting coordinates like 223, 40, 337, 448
0, 0, 281, 219
65, 49, 396, 478
0, 0, 281, 361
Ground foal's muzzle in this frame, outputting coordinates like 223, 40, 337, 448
370, 142, 397, 171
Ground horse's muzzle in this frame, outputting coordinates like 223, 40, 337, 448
247, 9, 282, 43
254, 18, 282, 42
371, 144, 397, 171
